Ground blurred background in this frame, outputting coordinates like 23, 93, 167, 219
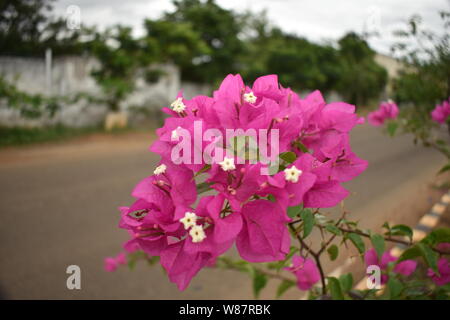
0, 0, 449, 299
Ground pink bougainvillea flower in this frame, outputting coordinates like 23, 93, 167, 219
160, 240, 213, 291
393, 259, 417, 277
431, 98, 450, 124
427, 258, 450, 286
132, 161, 197, 207
303, 180, 349, 208
436, 242, 450, 253
319, 102, 362, 133
207, 162, 263, 204
367, 100, 399, 127
119, 199, 176, 256
236, 200, 290, 262
113, 73, 368, 291
257, 153, 317, 207
104, 252, 127, 272
104, 257, 118, 272
364, 248, 417, 284
285, 256, 321, 290
181, 194, 243, 256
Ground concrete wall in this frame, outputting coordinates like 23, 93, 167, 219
0, 55, 210, 128
374, 53, 405, 99
0, 53, 402, 128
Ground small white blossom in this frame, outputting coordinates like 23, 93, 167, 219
219, 157, 236, 171
284, 165, 302, 183
154, 164, 167, 175
170, 97, 186, 113
189, 225, 206, 243
180, 211, 198, 230
243, 91, 257, 104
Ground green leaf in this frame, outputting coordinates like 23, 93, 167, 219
293, 141, 309, 153
128, 259, 136, 270
387, 121, 398, 137
347, 233, 365, 254
325, 224, 342, 236
370, 234, 386, 259
327, 277, 344, 300
301, 209, 314, 238
339, 273, 353, 293
421, 228, 450, 246
387, 224, 413, 242
327, 244, 339, 261
387, 277, 403, 299
399, 243, 438, 273
196, 181, 213, 194
252, 271, 268, 299
147, 256, 160, 266
417, 243, 438, 274
276, 280, 296, 299
279, 151, 297, 163
193, 164, 211, 178
398, 245, 421, 261
287, 205, 302, 218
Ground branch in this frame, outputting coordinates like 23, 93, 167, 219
288, 222, 327, 295
217, 257, 295, 283
338, 227, 449, 255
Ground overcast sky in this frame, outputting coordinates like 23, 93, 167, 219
54, 0, 449, 55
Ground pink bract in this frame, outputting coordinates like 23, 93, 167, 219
285, 256, 321, 290
364, 248, 417, 284
367, 100, 399, 127
431, 98, 450, 124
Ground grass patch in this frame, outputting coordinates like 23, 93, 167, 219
0, 125, 101, 147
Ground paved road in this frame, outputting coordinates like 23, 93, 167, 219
0, 125, 447, 299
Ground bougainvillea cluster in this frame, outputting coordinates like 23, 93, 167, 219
367, 100, 399, 127
111, 74, 370, 290
364, 248, 417, 285
431, 98, 450, 124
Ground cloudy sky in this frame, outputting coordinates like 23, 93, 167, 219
54, 0, 449, 55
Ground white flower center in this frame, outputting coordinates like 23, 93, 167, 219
243, 91, 257, 104
219, 156, 236, 171
170, 97, 186, 113
284, 165, 302, 183
189, 225, 206, 243
153, 164, 167, 175
180, 211, 198, 230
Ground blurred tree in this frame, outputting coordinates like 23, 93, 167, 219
0, 0, 84, 56
265, 35, 340, 92
87, 26, 148, 112
239, 10, 341, 93
386, 11, 450, 145
335, 32, 387, 107
392, 12, 450, 109
143, 18, 210, 68
163, 0, 245, 84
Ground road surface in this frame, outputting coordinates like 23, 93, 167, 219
0, 125, 447, 299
